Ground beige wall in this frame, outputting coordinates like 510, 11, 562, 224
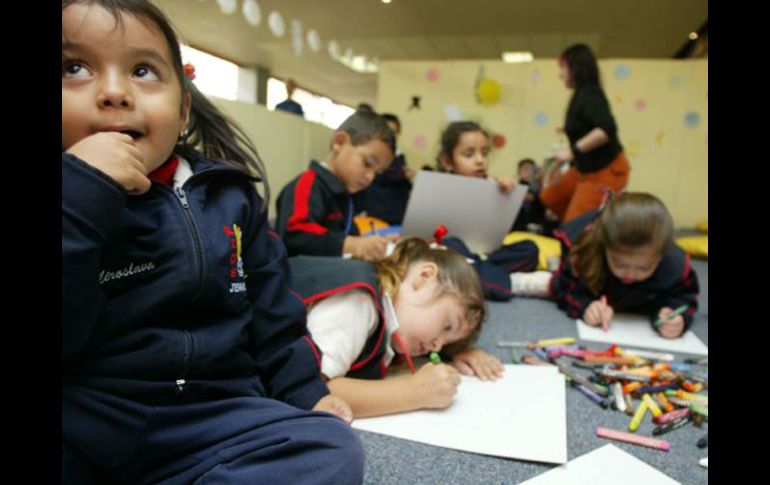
211, 98, 333, 219
376, 59, 707, 228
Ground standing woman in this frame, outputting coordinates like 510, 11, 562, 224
541, 44, 631, 222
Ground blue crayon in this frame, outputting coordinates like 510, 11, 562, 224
669, 363, 693, 373
533, 347, 550, 362
573, 383, 610, 408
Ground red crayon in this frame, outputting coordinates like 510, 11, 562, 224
653, 408, 691, 425
596, 427, 670, 452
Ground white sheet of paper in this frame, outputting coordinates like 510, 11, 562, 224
400, 171, 529, 254
352, 365, 567, 464
576, 313, 708, 355
520, 444, 681, 485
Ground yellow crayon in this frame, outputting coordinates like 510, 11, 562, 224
528, 337, 576, 349
642, 393, 663, 417
677, 390, 708, 404
628, 401, 649, 432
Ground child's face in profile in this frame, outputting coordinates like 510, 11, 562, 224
605, 245, 662, 284
392, 264, 473, 356
559, 61, 573, 89
443, 130, 490, 178
329, 134, 393, 193
62, 4, 190, 172
518, 163, 535, 183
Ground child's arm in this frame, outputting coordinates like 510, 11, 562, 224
327, 363, 461, 418
62, 152, 133, 362
492, 175, 518, 192
312, 394, 354, 423
550, 260, 598, 320
275, 177, 347, 256
449, 347, 504, 381
649, 260, 700, 338
245, 195, 332, 410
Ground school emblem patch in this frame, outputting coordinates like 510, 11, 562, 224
223, 224, 247, 294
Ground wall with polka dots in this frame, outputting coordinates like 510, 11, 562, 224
376, 59, 707, 228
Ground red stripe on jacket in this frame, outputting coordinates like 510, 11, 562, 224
304, 282, 387, 372
287, 170, 329, 235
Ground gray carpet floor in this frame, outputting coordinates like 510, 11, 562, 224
359, 258, 708, 484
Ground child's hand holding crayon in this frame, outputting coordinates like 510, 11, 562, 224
584, 298, 614, 330
411, 360, 461, 409
655, 307, 686, 339
344, 235, 399, 261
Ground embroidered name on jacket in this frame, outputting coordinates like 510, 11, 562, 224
99, 262, 156, 285
223, 224, 247, 294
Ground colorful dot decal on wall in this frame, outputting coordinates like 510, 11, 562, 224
413, 135, 428, 150
626, 140, 641, 157
613, 94, 623, 105
656, 131, 665, 146
492, 133, 507, 148
668, 75, 683, 90
613, 64, 631, 80
634, 99, 647, 111
531, 69, 541, 86
426, 68, 439, 82
684, 112, 701, 128
533, 112, 550, 127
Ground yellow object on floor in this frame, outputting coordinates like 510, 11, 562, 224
354, 215, 389, 236
676, 235, 708, 259
696, 219, 708, 233
503, 231, 562, 270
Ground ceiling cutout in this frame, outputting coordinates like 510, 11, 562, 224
268, 11, 285, 37
307, 30, 321, 52
215, 0, 237, 15
242, 0, 261, 27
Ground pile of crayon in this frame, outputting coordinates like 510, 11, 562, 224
500, 337, 708, 451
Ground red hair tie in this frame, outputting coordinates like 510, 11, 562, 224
433, 224, 448, 245
183, 63, 196, 81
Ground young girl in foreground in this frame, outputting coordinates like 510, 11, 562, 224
62, 1, 361, 482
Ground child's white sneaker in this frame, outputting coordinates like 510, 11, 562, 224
510, 271, 552, 297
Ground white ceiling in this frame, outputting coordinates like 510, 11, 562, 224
155, 0, 708, 107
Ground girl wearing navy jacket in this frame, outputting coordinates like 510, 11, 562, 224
62, 1, 361, 483
548, 193, 699, 338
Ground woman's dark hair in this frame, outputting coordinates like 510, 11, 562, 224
559, 43, 601, 90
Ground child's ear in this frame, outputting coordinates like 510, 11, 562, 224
179, 92, 192, 134
439, 155, 453, 173
331, 131, 351, 154
412, 262, 439, 290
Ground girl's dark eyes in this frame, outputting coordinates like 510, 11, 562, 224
134, 65, 160, 81
63, 62, 91, 79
